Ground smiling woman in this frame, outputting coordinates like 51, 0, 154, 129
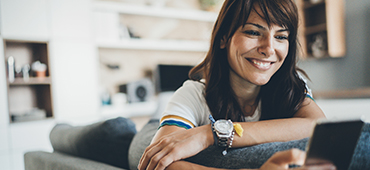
224, 11, 290, 86
138, 0, 327, 170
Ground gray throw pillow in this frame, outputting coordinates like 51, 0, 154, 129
50, 117, 137, 169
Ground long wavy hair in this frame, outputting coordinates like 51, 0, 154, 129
189, 0, 308, 121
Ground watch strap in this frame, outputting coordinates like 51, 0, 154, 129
209, 115, 218, 146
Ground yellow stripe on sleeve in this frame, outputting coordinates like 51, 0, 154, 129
160, 115, 195, 128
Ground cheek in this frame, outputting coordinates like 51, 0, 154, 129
276, 42, 289, 60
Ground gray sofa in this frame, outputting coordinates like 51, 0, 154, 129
24, 118, 159, 170
24, 116, 370, 170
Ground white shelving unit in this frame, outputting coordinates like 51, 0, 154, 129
97, 39, 210, 52
93, 1, 218, 22
93, 1, 216, 52
100, 101, 158, 119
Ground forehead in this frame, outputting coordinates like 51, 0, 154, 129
243, 3, 287, 29
246, 7, 265, 23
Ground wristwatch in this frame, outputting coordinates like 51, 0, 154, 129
209, 115, 235, 155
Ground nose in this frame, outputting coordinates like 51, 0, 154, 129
257, 36, 275, 57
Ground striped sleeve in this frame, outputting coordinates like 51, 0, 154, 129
299, 73, 315, 101
159, 115, 195, 130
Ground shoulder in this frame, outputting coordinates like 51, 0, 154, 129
182, 80, 205, 90
161, 80, 210, 127
174, 80, 205, 97
297, 73, 313, 99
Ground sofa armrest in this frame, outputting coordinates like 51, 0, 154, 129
24, 151, 125, 170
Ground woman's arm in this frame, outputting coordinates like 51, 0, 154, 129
139, 98, 325, 170
232, 98, 325, 147
138, 124, 214, 170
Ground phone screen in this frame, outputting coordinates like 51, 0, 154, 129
305, 119, 364, 170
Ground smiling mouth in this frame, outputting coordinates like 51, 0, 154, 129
246, 58, 275, 70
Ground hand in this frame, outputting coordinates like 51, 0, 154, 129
138, 125, 214, 170
259, 149, 336, 170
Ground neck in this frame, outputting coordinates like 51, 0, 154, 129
229, 72, 260, 106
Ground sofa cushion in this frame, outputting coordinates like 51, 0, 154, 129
50, 117, 136, 169
128, 119, 159, 170
24, 151, 124, 170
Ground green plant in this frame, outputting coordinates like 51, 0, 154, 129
199, 0, 222, 10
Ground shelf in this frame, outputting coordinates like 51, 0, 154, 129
97, 39, 210, 52
3, 37, 49, 44
305, 23, 327, 35
304, 1, 325, 9
297, 0, 345, 59
100, 101, 158, 118
93, 1, 218, 22
314, 87, 370, 99
9, 77, 52, 85
4, 40, 53, 123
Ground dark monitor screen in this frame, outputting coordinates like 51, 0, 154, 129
155, 64, 194, 92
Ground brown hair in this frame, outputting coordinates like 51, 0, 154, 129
189, 0, 308, 121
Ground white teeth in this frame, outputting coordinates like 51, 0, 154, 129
252, 60, 270, 67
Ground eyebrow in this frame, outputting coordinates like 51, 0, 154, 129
245, 23, 289, 33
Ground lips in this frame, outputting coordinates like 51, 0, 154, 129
246, 58, 275, 70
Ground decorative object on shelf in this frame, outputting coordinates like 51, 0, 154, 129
119, 78, 154, 103
31, 61, 47, 78
198, 0, 222, 11
22, 64, 30, 82
146, 0, 167, 7
11, 108, 46, 122
111, 93, 128, 106
7, 56, 15, 83
119, 23, 131, 40
101, 88, 112, 106
309, 0, 324, 4
310, 33, 327, 58
127, 26, 141, 39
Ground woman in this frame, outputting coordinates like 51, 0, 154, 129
139, 0, 326, 169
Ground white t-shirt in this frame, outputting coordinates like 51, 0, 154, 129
160, 80, 262, 129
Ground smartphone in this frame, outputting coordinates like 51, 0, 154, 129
305, 119, 364, 170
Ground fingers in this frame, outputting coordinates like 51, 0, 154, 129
138, 137, 181, 170
138, 139, 168, 170
296, 164, 336, 170
148, 151, 177, 170
269, 148, 306, 167
263, 149, 336, 170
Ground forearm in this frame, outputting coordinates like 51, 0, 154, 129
233, 117, 315, 147
232, 98, 326, 147
167, 161, 253, 170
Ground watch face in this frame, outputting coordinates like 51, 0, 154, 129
214, 120, 233, 134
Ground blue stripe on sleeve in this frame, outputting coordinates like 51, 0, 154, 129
306, 93, 315, 102
159, 120, 192, 130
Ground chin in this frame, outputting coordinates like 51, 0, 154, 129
252, 78, 271, 86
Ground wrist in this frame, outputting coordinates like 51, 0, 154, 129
206, 124, 215, 147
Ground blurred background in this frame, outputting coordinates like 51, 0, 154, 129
0, 0, 370, 169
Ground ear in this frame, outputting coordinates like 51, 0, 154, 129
220, 36, 227, 49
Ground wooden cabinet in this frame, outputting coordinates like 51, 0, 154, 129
3, 39, 53, 123
297, 0, 346, 59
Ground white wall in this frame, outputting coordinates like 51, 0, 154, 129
0, 38, 9, 128
49, 0, 101, 124
317, 99, 370, 122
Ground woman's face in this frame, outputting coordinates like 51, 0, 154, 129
224, 5, 290, 86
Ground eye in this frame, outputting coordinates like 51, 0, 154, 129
275, 35, 288, 40
244, 30, 260, 36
